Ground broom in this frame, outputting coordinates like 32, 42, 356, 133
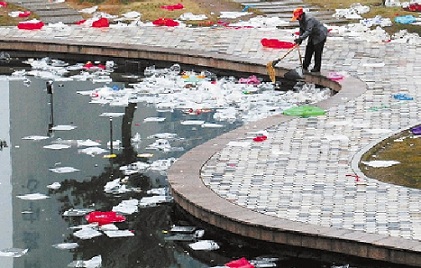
266, 44, 299, 83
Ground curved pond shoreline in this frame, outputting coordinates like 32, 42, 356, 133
0, 25, 419, 266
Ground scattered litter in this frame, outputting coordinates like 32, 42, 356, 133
112, 199, 139, 214
22, 135, 49, 140
68, 255, 101, 268
104, 230, 135, 238
78, 146, 108, 157
219, 11, 252, 19
47, 182, 61, 190
51, 124, 77, 131
139, 195, 173, 207
361, 160, 400, 167
49, 166, 80, 173
189, 240, 220, 251
144, 117, 166, 122
137, 153, 154, 158
73, 227, 102, 240
43, 143, 71, 150
0, 248, 28, 257
85, 211, 126, 225
17, 193, 49, 200
393, 93, 413, 100
52, 242, 79, 250
63, 208, 95, 217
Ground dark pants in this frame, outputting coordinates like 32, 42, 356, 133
303, 38, 326, 71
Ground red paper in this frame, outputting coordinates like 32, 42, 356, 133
261, 38, 295, 49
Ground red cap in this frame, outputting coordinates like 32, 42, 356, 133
291, 7, 304, 21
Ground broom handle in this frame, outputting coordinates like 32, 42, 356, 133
276, 44, 299, 61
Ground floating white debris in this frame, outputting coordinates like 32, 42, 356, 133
78, 147, 108, 157
104, 230, 135, 238
201, 123, 224, 128
0, 248, 28, 257
63, 208, 94, 217
189, 240, 220, 251
144, 117, 166, 122
22, 135, 49, 140
99, 112, 125, 117
361, 160, 400, 168
77, 139, 101, 147
17, 193, 49, 200
51, 125, 77, 131
99, 224, 118, 231
49, 166, 80, 173
139, 195, 173, 207
52, 243, 79, 250
68, 255, 102, 268
43, 143, 71, 150
112, 199, 139, 215
180, 120, 205, 125
73, 227, 102, 240
47, 182, 61, 190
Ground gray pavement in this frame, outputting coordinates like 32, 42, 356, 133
0, 3, 420, 264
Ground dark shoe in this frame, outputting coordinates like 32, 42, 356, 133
302, 67, 309, 73
310, 69, 320, 73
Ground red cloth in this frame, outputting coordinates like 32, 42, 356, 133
92, 17, 109, 28
18, 20, 44, 30
253, 135, 267, 142
226, 257, 255, 268
152, 18, 179, 27
0, 1, 7, 7
18, 11, 31, 18
161, 3, 184, 11
261, 38, 295, 49
85, 211, 126, 226
406, 3, 421, 11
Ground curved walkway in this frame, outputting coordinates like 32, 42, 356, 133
0, 22, 420, 266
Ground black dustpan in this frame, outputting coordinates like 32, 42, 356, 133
284, 67, 304, 81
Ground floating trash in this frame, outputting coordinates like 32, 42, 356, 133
85, 211, 126, 226
47, 182, 61, 190
0, 248, 28, 257
189, 240, 220, 251
22, 135, 49, 140
52, 243, 79, 250
43, 144, 71, 150
73, 227, 102, 240
103, 230, 134, 238
49, 166, 80, 173
51, 124, 77, 131
16, 193, 49, 200
63, 208, 95, 217
68, 255, 102, 268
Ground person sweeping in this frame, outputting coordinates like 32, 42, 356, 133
291, 7, 328, 73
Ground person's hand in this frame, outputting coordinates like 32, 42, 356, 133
294, 38, 302, 45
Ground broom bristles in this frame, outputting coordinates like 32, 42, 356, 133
266, 61, 276, 83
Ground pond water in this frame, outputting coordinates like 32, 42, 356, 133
0, 58, 409, 268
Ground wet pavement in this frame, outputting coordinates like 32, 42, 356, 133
0, 2, 420, 267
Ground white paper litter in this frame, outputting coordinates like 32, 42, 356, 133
47, 182, 61, 190
180, 120, 205, 125
43, 143, 71, 150
189, 240, 220, 251
51, 125, 77, 131
219, 11, 252, 19
63, 208, 94, 217
103, 230, 135, 238
22, 135, 50, 140
227, 141, 251, 147
78, 147, 108, 157
0, 248, 28, 257
17, 193, 49, 200
112, 199, 139, 214
49, 166, 80, 173
361, 160, 400, 167
73, 227, 102, 240
52, 243, 79, 250
68, 255, 102, 268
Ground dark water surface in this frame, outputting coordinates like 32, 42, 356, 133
0, 64, 412, 268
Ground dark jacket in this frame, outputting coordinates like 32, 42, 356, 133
298, 13, 328, 45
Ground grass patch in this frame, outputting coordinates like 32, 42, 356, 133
0, 3, 38, 26
66, 0, 245, 23
360, 130, 421, 189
